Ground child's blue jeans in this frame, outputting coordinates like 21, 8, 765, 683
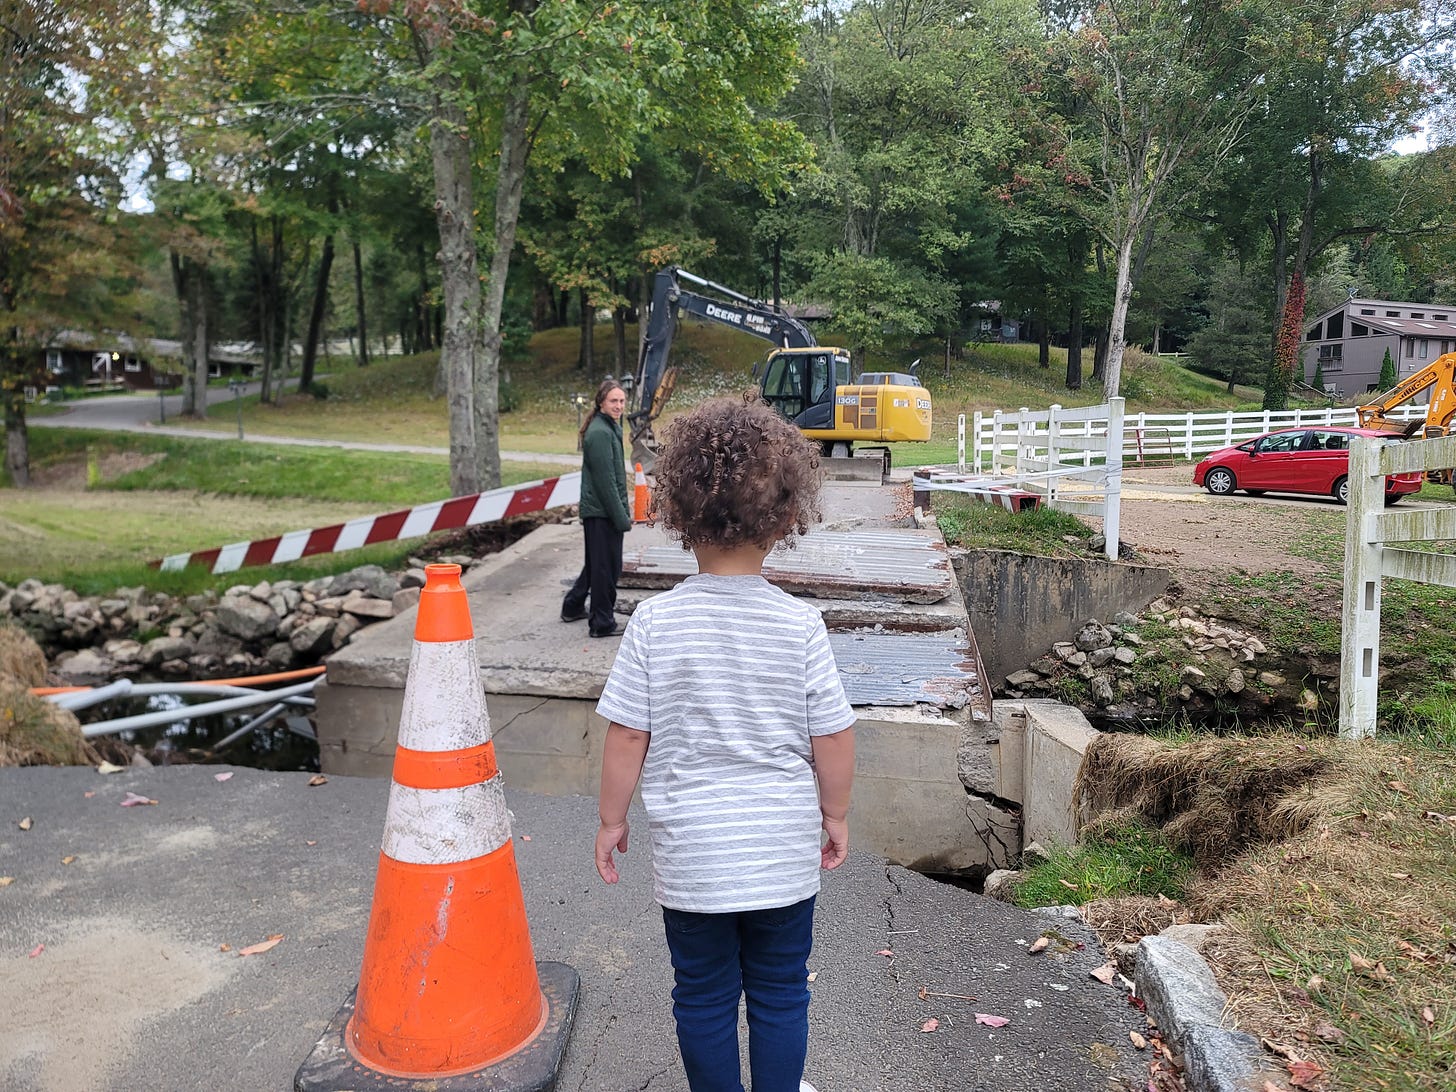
661, 895, 816, 1092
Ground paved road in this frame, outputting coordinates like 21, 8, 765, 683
0, 766, 1146, 1092
28, 384, 579, 466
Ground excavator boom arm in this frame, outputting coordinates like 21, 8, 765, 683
630, 267, 815, 449
1357, 351, 1456, 431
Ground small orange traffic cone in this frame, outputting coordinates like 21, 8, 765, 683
295, 563, 578, 1091
632, 462, 650, 522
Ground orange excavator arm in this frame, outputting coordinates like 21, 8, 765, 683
1357, 351, 1456, 436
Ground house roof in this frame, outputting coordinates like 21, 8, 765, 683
49, 330, 260, 366
1305, 298, 1456, 340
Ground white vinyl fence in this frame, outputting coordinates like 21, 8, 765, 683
1340, 432, 1456, 739
967, 404, 1424, 470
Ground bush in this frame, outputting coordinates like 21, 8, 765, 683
308, 383, 330, 401
499, 379, 521, 415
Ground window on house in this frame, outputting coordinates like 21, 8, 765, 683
123, 355, 142, 373
1387, 310, 1403, 317
1317, 344, 1343, 360
45, 349, 63, 373
1434, 314, 1449, 321
1326, 314, 1344, 338
1406, 340, 1415, 357
1420, 339, 1430, 359
1360, 308, 1375, 315
1351, 322, 1369, 336
1412, 312, 1425, 319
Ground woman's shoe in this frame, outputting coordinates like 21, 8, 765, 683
588, 622, 623, 638
560, 606, 588, 623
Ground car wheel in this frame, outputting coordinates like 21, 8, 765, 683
1384, 492, 1402, 506
1204, 467, 1236, 496
1333, 476, 1349, 505
1245, 489, 1266, 496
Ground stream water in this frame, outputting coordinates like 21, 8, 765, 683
87, 691, 320, 772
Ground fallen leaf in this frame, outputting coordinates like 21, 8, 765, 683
1057, 878, 1079, 890
1129, 1030, 1147, 1050
1089, 962, 1117, 984
218, 943, 232, 952
96, 761, 124, 775
237, 934, 284, 957
1306, 975, 1325, 993
18, 817, 32, 831
83, 791, 95, 798
305, 840, 317, 847
1422, 1006, 1436, 1027
307, 775, 328, 787
120, 792, 157, 807
1264, 1083, 1288, 1092
1312, 1021, 1344, 1043
521, 834, 531, 841
0, 877, 13, 887
1388, 872, 1410, 880
1029, 937, 1051, 954
1348, 951, 1376, 972
807, 972, 817, 983
1387, 780, 1408, 794
214, 772, 233, 782
1288, 1058, 1324, 1088
28, 943, 43, 959
875, 949, 894, 957
920, 1018, 939, 1033
61, 856, 76, 865
974, 1013, 1010, 1028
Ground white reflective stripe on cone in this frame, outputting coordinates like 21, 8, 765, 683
381, 779, 513, 865
397, 640, 492, 752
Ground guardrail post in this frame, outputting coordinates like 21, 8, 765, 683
1104, 398, 1123, 561
958, 413, 966, 473
1046, 405, 1062, 501
971, 410, 982, 471
1339, 436, 1384, 740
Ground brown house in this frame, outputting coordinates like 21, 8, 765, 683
1302, 297, 1456, 396
23, 333, 260, 400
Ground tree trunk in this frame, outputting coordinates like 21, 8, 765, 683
300, 230, 335, 393
1066, 302, 1083, 391
352, 237, 369, 366
1103, 232, 1136, 397
472, 61, 533, 493
427, 66, 483, 497
3, 382, 29, 487
612, 303, 628, 373
1038, 317, 1050, 368
578, 287, 595, 372
772, 237, 782, 310
170, 252, 210, 418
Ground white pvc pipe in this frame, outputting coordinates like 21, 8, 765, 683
81, 680, 319, 738
49, 678, 134, 712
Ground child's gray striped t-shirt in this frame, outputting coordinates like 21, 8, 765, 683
596, 572, 855, 913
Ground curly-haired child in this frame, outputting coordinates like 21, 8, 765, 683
593, 392, 856, 1092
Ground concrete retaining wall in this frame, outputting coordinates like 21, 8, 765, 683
957, 549, 1170, 683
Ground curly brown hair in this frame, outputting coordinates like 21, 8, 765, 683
651, 391, 822, 550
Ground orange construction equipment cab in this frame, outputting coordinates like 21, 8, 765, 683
627, 266, 932, 469
1356, 350, 1456, 488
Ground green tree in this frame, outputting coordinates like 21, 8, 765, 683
1378, 347, 1397, 391
1, 0, 145, 485
1062, 0, 1277, 398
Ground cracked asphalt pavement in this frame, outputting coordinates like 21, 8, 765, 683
0, 767, 1144, 1091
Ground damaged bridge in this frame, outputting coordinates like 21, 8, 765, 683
315, 476, 1059, 876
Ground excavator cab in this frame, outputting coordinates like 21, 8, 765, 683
758, 348, 846, 429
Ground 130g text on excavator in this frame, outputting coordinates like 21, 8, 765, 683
626, 266, 933, 471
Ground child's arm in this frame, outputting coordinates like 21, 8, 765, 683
811, 726, 855, 870
595, 721, 651, 884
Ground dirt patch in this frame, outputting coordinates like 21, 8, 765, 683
28, 450, 165, 490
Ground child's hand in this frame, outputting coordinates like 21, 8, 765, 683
820, 815, 849, 870
595, 820, 630, 884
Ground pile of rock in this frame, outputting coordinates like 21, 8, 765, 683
0, 556, 479, 686
997, 599, 1323, 718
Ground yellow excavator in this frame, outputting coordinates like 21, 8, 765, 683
628, 267, 932, 470
1356, 350, 1456, 488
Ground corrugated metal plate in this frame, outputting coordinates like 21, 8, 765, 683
829, 629, 990, 721
620, 530, 952, 604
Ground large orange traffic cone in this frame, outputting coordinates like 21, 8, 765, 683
295, 563, 578, 1091
632, 462, 650, 522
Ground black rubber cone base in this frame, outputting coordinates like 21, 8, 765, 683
294, 961, 580, 1092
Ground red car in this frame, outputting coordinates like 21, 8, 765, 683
1192, 426, 1422, 504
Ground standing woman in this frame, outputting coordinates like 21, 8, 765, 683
562, 380, 632, 638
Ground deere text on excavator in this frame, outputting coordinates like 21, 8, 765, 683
1356, 350, 1456, 489
627, 266, 932, 472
